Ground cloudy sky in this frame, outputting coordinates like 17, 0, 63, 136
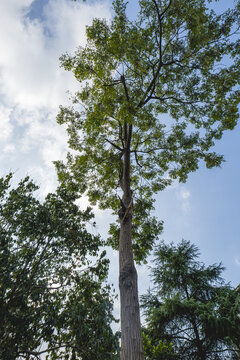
0, 0, 239, 328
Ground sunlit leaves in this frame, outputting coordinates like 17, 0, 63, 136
57, 0, 240, 261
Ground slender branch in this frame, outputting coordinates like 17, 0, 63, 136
159, 0, 172, 19
137, 62, 162, 108
118, 121, 124, 147
126, 124, 133, 150
98, 150, 123, 165
134, 150, 143, 168
121, 75, 130, 102
163, 30, 239, 68
207, 348, 240, 354
170, 327, 195, 336
102, 80, 122, 87
105, 138, 123, 151
152, 0, 163, 61
123, 60, 143, 79
131, 146, 166, 154
149, 95, 201, 105
171, 335, 195, 342
19, 343, 75, 357
137, 0, 173, 107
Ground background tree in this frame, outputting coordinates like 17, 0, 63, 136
0, 174, 119, 360
55, 0, 240, 358
142, 331, 175, 360
141, 240, 240, 359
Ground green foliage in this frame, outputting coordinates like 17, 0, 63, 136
56, 0, 240, 261
142, 331, 175, 359
0, 174, 119, 360
141, 240, 240, 359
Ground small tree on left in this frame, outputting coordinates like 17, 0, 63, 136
0, 174, 119, 360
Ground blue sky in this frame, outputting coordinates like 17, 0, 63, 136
0, 0, 239, 329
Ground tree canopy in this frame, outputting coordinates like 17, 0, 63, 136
0, 174, 119, 360
142, 240, 240, 359
55, 0, 240, 358
56, 0, 240, 260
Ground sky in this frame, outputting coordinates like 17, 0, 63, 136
0, 0, 239, 334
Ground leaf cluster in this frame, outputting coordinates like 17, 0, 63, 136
142, 331, 175, 360
141, 240, 240, 359
0, 174, 119, 360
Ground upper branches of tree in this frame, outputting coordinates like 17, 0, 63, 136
56, 0, 240, 262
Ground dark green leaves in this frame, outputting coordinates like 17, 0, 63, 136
141, 240, 240, 359
0, 174, 119, 360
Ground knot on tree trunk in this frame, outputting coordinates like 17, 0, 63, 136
118, 198, 133, 222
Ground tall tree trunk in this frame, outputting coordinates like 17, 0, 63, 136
119, 125, 144, 360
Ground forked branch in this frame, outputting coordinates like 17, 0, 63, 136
137, 0, 173, 108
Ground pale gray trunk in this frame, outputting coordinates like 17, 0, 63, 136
119, 137, 144, 360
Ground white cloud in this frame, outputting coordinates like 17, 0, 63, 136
0, 0, 111, 110
0, 0, 111, 193
18, 109, 68, 160
180, 189, 191, 200
3, 144, 15, 153
28, 165, 58, 196
0, 105, 13, 140
177, 187, 191, 213
235, 257, 240, 266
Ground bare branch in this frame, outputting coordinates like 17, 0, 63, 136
159, 0, 173, 20
123, 60, 143, 79
137, 1, 172, 108
152, 0, 163, 61
19, 344, 74, 357
133, 146, 166, 154
121, 75, 130, 102
102, 80, 122, 87
137, 62, 162, 108
134, 150, 143, 168
150, 95, 201, 105
105, 138, 123, 151
137, 1, 174, 107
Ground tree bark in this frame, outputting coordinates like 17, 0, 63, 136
119, 128, 144, 360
